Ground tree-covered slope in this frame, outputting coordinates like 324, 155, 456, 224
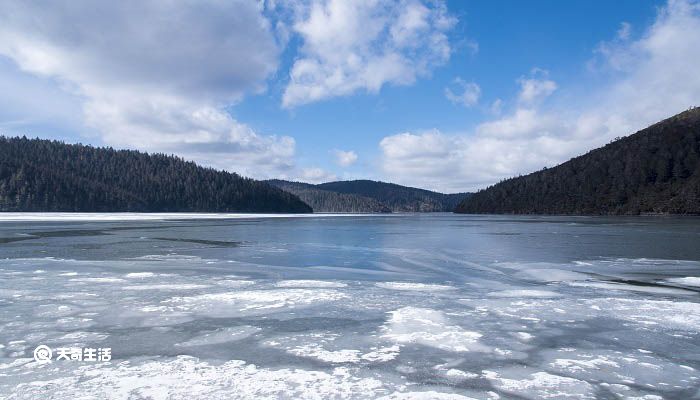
0, 136, 311, 213
316, 180, 470, 212
456, 108, 700, 215
266, 180, 391, 213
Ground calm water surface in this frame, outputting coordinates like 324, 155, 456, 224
1, 214, 699, 399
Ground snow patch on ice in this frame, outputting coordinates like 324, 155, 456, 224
544, 348, 700, 389
122, 284, 210, 290
215, 279, 256, 288
7, 356, 387, 399
165, 289, 347, 317
276, 280, 348, 288
375, 282, 455, 291
124, 272, 156, 278
69, 277, 125, 283
586, 298, 700, 330
382, 307, 486, 353
378, 391, 478, 399
487, 289, 561, 298
287, 345, 362, 363
483, 369, 595, 399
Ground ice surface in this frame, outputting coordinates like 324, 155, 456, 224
375, 282, 455, 291
122, 284, 211, 290
1, 215, 700, 399
176, 326, 261, 347
487, 289, 562, 298
275, 280, 348, 288
666, 276, 700, 287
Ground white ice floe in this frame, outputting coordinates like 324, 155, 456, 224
665, 277, 700, 287
265, 331, 400, 364
544, 348, 699, 390
487, 289, 561, 298
165, 289, 347, 317
585, 298, 700, 330
360, 345, 402, 362
176, 326, 260, 347
287, 345, 362, 363
378, 391, 478, 399
7, 356, 387, 399
122, 284, 210, 290
381, 307, 487, 353
124, 272, 156, 278
215, 279, 256, 288
69, 277, 126, 283
276, 280, 348, 288
515, 332, 535, 342
483, 368, 595, 399
375, 282, 455, 291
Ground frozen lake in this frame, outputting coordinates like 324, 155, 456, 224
1, 213, 699, 399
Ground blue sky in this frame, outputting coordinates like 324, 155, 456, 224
1, 0, 699, 192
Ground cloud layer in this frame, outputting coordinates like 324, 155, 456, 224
380, 0, 700, 193
0, 0, 295, 178
281, 0, 455, 108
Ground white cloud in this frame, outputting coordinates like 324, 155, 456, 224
298, 167, 337, 184
379, 0, 700, 192
517, 70, 557, 105
281, 0, 456, 108
333, 149, 358, 167
445, 78, 481, 107
0, 0, 295, 178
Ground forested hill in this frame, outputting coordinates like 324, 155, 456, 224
0, 136, 311, 213
315, 180, 470, 212
456, 108, 700, 215
266, 180, 391, 213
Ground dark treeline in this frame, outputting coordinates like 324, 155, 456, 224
315, 180, 470, 212
456, 108, 700, 215
0, 136, 311, 213
266, 180, 391, 213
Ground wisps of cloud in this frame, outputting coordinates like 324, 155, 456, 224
0, 0, 296, 178
332, 149, 359, 167
380, 0, 700, 193
280, 0, 456, 108
445, 78, 481, 107
516, 69, 557, 105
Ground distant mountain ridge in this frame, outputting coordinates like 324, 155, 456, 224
269, 179, 470, 212
0, 136, 311, 213
266, 180, 391, 213
456, 108, 700, 215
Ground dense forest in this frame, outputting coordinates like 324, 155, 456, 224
456, 108, 700, 215
267, 180, 391, 213
0, 137, 311, 213
314, 180, 470, 212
